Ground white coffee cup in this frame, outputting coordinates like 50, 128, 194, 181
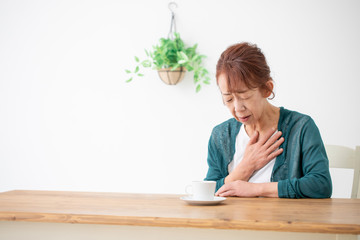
185, 181, 216, 200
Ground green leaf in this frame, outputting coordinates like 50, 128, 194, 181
125, 69, 131, 74
191, 55, 200, 62
186, 65, 194, 71
135, 56, 140, 62
178, 51, 189, 61
200, 68, 209, 77
178, 60, 187, 64
196, 84, 201, 93
126, 77, 133, 83
194, 73, 199, 83
203, 80, 210, 85
145, 49, 149, 57
171, 64, 180, 71
141, 60, 152, 68
137, 73, 144, 77
134, 66, 139, 73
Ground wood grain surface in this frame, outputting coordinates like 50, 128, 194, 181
0, 190, 359, 234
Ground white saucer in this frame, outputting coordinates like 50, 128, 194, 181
180, 196, 226, 206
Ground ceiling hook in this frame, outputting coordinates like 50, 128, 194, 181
168, 2, 178, 15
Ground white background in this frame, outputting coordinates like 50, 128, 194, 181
0, 0, 359, 194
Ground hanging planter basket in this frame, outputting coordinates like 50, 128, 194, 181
157, 67, 186, 85
124, 2, 211, 92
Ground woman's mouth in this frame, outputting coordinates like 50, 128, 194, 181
238, 115, 250, 122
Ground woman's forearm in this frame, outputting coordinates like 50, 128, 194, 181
256, 182, 278, 197
216, 180, 279, 198
225, 162, 254, 183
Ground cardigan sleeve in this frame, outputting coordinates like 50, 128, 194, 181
277, 118, 332, 198
204, 133, 226, 191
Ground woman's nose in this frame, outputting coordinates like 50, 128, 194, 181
234, 98, 246, 112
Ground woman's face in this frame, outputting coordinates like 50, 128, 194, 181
217, 73, 269, 126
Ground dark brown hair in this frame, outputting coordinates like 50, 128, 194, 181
216, 42, 274, 98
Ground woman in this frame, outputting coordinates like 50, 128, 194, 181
205, 42, 332, 198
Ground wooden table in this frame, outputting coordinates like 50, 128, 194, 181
0, 190, 359, 240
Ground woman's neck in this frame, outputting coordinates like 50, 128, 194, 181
245, 104, 280, 137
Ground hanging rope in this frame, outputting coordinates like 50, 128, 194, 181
167, 2, 177, 39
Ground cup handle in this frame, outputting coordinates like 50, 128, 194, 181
185, 185, 193, 195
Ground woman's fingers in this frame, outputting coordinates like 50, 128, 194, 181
249, 129, 282, 150
241, 128, 285, 175
266, 136, 284, 154
216, 184, 235, 197
258, 128, 277, 145
267, 148, 284, 161
218, 190, 233, 197
215, 184, 228, 196
216, 182, 236, 196
263, 131, 282, 148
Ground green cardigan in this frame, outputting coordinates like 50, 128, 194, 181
204, 107, 332, 198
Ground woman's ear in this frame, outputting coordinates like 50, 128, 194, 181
262, 80, 274, 98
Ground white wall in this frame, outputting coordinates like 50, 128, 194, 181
0, 0, 359, 194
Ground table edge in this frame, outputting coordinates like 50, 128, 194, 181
0, 211, 359, 235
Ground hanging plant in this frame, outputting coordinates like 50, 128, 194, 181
125, 33, 210, 92
124, 3, 210, 92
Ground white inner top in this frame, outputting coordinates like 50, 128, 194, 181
228, 124, 276, 183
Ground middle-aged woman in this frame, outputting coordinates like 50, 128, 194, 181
204, 42, 332, 198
